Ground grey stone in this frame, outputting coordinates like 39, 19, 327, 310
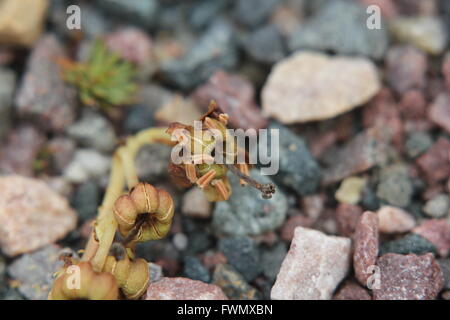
233, 0, 281, 28
136, 144, 172, 181
0, 255, 5, 297
406, 132, 433, 158
218, 237, 261, 282
124, 104, 155, 134
185, 233, 213, 256
63, 149, 111, 184
269, 122, 321, 195
376, 164, 413, 208
96, 0, 159, 29
438, 259, 450, 290
380, 233, 438, 256
7, 245, 69, 300
189, 0, 229, 29
183, 256, 210, 283
0, 68, 15, 140
423, 194, 450, 218
242, 25, 286, 64
67, 109, 117, 153
71, 180, 99, 221
161, 20, 237, 90
261, 243, 287, 281
289, 0, 388, 59
212, 169, 288, 236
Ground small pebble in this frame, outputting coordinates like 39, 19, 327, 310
377, 206, 416, 234
335, 177, 366, 205
212, 264, 259, 300
271, 227, 351, 300
353, 211, 379, 287
423, 194, 450, 218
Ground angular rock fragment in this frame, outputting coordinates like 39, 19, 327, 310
373, 253, 444, 300
271, 227, 351, 300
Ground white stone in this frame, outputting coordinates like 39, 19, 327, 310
377, 205, 416, 233
262, 51, 380, 124
271, 226, 351, 300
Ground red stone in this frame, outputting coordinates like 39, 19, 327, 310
333, 280, 372, 300
353, 211, 379, 287
443, 53, 450, 91
362, 88, 403, 149
373, 253, 444, 300
191, 70, 268, 131
413, 219, 450, 257
335, 203, 363, 237
386, 45, 427, 95
416, 137, 450, 184
399, 90, 427, 120
280, 214, 314, 242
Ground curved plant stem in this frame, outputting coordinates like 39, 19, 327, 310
87, 127, 172, 272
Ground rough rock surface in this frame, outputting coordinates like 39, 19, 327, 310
7, 245, 67, 300
262, 51, 380, 124
429, 94, 450, 134
146, 277, 228, 300
271, 227, 351, 300
322, 128, 388, 184
353, 211, 379, 286
373, 253, 444, 300
0, 176, 77, 256
15, 34, 76, 131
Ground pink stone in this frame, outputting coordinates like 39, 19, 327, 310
105, 27, 153, 65
271, 227, 351, 300
413, 219, 450, 257
373, 253, 444, 300
362, 89, 403, 149
322, 128, 388, 185
416, 137, 450, 184
145, 277, 228, 300
333, 281, 372, 300
191, 70, 267, 131
353, 211, 379, 286
335, 203, 363, 237
377, 206, 416, 234
386, 45, 427, 95
0, 125, 46, 176
0, 175, 77, 257
15, 35, 76, 131
429, 93, 450, 134
399, 90, 427, 120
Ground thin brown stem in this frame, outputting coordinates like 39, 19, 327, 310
226, 164, 276, 199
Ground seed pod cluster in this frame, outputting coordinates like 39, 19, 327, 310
113, 182, 175, 243
49, 262, 119, 300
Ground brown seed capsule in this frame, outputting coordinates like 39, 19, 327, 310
113, 182, 175, 243
49, 261, 119, 300
103, 253, 149, 300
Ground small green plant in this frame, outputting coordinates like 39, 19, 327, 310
61, 40, 138, 111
